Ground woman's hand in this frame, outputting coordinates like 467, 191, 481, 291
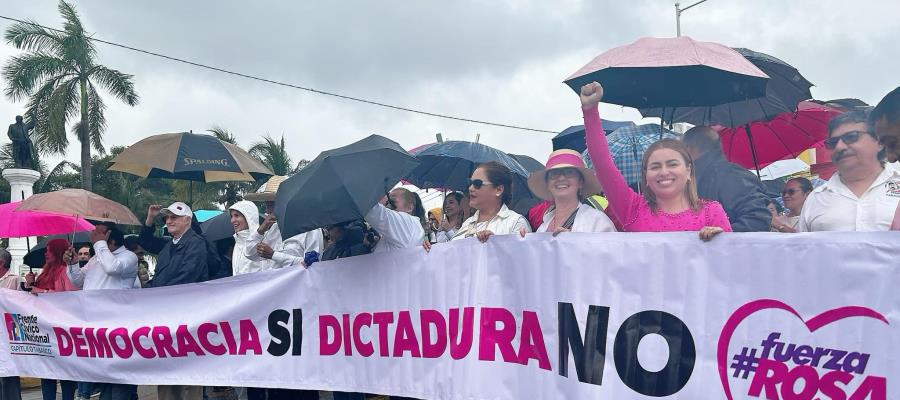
580, 82, 604, 110
25, 272, 35, 285
422, 240, 432, 253
476, 230, 494, 243
519, 228, 527, 237
699, 226, 724, 242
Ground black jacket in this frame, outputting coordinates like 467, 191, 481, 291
140, 226, 210, 287
693, 152, 771, 232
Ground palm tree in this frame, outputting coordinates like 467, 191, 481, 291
249, 134, 297, 176
2, 0, 139, 191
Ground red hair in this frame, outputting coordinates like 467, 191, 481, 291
34, 238, 73, 291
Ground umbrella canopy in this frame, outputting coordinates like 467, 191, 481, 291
275, 134, 420, 239
508, 154, 545, 173
640, 47, 814, 127
24, 232, 92, 268
194, 209, 223, 223
0, 201, 95, 238
755, 159, 809, 181
582, 124, 681, 187
552, 120, 637, 152
15, 188, 141, 225
564, 36, 769, 109
718, 105, 840, 169
406, 141, 530, 190
405, 141, 538, 215
200, 211, 235, 242
109, 132, 273, 182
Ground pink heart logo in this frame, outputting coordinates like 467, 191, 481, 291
717, 299, 889, 400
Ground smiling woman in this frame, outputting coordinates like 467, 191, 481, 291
579, 82, 732, 241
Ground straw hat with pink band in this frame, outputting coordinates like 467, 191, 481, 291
526, 149, 603, 201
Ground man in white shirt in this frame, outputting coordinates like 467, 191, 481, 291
63, 223, 138, 400
244, 177, 324, 268
66, 223, 139, 290
799, 110, 900, 231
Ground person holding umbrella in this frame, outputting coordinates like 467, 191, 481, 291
526, 150, 616, 234
365, 187, 427, 251
243, 176, 324, 268
450, 161, 531, 242
579, 82, 731, 240
63, 223, 138, 400
22, 238, 79, 400
140, 202, 210, 288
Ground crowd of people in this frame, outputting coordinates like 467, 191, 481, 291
1, 83, 899, 400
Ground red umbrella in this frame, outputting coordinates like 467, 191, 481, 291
0, 201, 95, 238
718, 105, 841, 170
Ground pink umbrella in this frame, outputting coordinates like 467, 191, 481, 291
564, 36, 769, 109
0, 201, 95, 238
718, 105, 841, 170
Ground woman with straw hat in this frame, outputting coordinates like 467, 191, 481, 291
526, 149, 616, 235
243, 175, 324, 268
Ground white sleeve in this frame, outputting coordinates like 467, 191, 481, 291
271, 234, 306, 268
66, 263, 85, 288
514, 215, 533, 234
365, 204, 423, 249
797, 195, 814, 232
94, 241, 136, 278
588, 208, 617, 233
242, 231, 266, 262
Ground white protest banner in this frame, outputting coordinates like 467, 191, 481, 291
1, 232, 897, 399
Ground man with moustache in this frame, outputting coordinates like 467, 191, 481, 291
798, 109, 900, 231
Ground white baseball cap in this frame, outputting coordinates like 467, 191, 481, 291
160, 202, 192, 218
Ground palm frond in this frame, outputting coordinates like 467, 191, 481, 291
249, 135, 293, 176
3, 21, 64, 54
2, 53, 73, 101
38, 160, 74, 193
24, 76, 70, 154
85, 82, 107, 153
89, 65, 138, 106
57, 0, 96, 64
207, 126, 237, 144
45, 78, 80, 143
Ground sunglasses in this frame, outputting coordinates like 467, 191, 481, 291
546, 168, 580, 180
782, 188, 802, 196
824, 130, 867, 150
468, 179, 495, 189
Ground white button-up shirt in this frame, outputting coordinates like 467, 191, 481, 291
67, 241, 139, 290
453, 204, 532, 240
798, 163, 900, 232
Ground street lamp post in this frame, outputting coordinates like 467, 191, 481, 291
675, 0, 710, 37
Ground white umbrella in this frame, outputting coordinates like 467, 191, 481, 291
754, 159, 809, 181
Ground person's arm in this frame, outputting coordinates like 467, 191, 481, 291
717, 168, 772, 232
581, 85, 642, 226
93, 241, 136, 277
242, 231, 266, 262
271, 235, 305, 268
138, 224, 166, 255
65, 263, 85, 289
586, 207, 618, 233
365, 203, 421, 248
514, 215, 532, 234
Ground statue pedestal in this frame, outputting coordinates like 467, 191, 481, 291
2, 168, 41, 275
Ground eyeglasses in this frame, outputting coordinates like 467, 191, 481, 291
468, 179, 495, 189
782, 188, 801, 196
546, 168, 580, 180
823, 131, 867, 150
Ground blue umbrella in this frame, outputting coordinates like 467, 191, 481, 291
405, 141, 538, 214
552, 120, 636, 153
582, 124, 681, 187
194, 209, 223, 223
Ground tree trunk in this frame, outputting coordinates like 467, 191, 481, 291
79, 79, 92, 191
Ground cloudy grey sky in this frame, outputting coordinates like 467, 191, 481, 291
1, 0, 898, 167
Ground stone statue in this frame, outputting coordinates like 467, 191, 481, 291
7, 115, 35, 169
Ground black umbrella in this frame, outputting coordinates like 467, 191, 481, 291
404, 141, 539, 215
274, 134, 420, 239
552, 121, 636, 152
200, 212, 235, 242
508, 154, 544, 173
639, 47, 814, 128
24, 232, 92, 269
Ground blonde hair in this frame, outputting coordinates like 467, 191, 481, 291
639, 138, 701, 213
